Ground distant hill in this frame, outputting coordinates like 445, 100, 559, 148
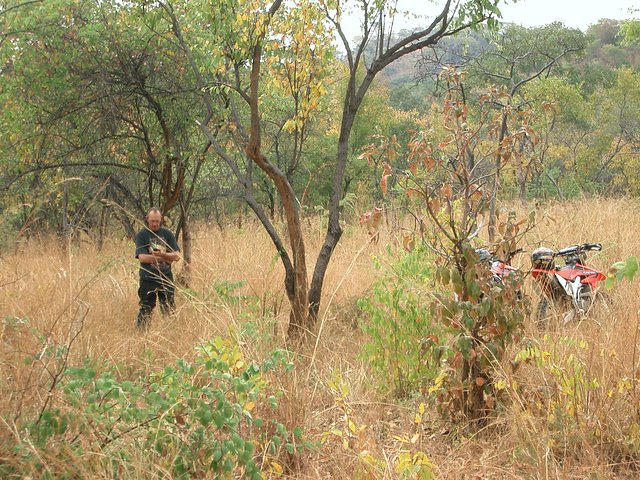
372, 20, 640, 110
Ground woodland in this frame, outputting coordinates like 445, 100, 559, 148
1, 0, 640, 478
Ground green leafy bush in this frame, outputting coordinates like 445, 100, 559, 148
358, 246, 446, 397
427, 244, 526, 421
3, 337, 311, 479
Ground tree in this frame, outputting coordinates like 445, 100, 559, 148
588, 68, 640, 194
380, 67, 529, 422
0, 1, 218, 278
444, 23, 585, 238
167, 0, 507, 339
519, 77, 592, 199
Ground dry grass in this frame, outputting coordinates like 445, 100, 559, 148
1, 197, 639, 478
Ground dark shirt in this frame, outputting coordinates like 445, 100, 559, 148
134, 227, 180, 281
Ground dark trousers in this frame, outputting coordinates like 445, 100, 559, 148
136, 272, 175, 329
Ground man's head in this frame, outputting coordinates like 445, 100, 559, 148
146, 207, 163, 232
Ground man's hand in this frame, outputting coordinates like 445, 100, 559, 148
139, 250, 180, 265
157, 251, 180, 263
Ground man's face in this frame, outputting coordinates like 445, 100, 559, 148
147, 211, 162, 232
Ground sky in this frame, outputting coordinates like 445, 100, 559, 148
498, 0, 637, 29
340, 0, 639, 39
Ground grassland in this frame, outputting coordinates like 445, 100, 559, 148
1, 198, 639, 478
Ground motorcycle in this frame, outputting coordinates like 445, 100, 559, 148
530, 243, 606, 324
476, 248, 523, 296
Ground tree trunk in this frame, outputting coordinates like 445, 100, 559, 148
308, 64, 373, 321
119, 213, 136, 240
242, 4, 311, 338
518, 167, 528, 205
177, 207, 192, 288
488, 113, 509, 242
98, 202, 109, 251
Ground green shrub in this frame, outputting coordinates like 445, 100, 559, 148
3, 337, 311, 479
358, 246, 446, 397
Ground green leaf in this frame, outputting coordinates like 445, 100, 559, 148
457, 336, 474, 360
213, 448, 223, 462
607, 256, 639, 289
213, 412, 225, 429
451, 268, 464, 294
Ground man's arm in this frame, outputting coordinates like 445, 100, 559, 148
138, 252, 165, 264
158, 251, 180, 263
138, 250, 180, 264
162, 230, 181, 263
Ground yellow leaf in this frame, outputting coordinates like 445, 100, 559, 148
348, 419, 356, 433
244, 401, 255, 412
270, 461, 283, 474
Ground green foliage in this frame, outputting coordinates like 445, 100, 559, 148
453, 0, 504, 31
621, 19, 640, 45
213, 279, 249, 305
358, 246, 446, 397
427, 244, 526, 421
606, 256, 639, 289
3, 337, 311, 479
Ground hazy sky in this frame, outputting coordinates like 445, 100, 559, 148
498, 0, 637, 29
341, 0, 638, 37
335, 1, 638, 48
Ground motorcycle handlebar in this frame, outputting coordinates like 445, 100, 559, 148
555, 242, 602, 257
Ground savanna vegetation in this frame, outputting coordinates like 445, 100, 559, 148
1, 0, 640, 478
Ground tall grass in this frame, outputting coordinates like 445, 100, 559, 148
0, 198, 639, 478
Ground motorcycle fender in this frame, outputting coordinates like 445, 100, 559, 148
555, 273, 570, 294
581, 272, 606, 285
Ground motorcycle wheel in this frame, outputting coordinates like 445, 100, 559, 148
535, 297, 549, 326
576, 284, 593, 316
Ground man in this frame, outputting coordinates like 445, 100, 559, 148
134, 207, 180, 330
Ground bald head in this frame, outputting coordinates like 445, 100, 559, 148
146, 207, 163, 232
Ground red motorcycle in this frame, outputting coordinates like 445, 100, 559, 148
476, 248, 523, 296
531, 243, 606, 323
